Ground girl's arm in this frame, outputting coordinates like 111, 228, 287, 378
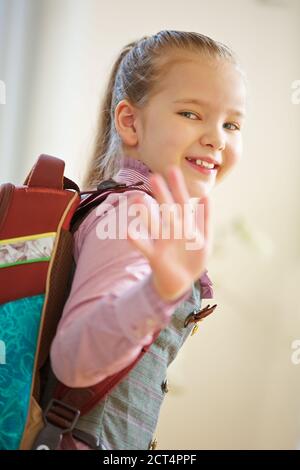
50, 191, 192, 388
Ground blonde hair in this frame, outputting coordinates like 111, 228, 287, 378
82, 30, 246, 190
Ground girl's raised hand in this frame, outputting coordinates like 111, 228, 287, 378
127, 165, 212, 301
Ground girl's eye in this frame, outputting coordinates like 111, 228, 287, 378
179, 111, 199, 120
179, 112, 240, 131
224, 122, 240, 131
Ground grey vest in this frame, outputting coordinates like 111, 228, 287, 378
74, 280, 202, 450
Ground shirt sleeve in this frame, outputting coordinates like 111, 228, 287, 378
50, 190, 193, 388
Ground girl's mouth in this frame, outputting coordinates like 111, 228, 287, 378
185, 157, 219, 176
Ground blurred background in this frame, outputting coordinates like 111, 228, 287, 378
0, 0, 299, 450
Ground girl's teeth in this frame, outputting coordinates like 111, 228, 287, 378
195, 159, 214, 169
187, 157, 215, 169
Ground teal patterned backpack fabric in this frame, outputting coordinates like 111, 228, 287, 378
0, 294, 45, 449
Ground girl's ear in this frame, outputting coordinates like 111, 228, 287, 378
114, 99, 139, 146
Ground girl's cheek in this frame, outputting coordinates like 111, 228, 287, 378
225, 139, 243, 170
216, 151, 238, 183
213, 135, 243, 184
164, 132, 184, 154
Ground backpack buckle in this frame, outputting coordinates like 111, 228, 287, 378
96, 179, 144, 191
32, 399, 80, 450
97, 178, 127, 190
43, 398, 80, 431
184, 304, 217, 328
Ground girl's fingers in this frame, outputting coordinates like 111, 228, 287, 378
204, 196, 213, 256
149, 173, 178, 233
127, 193, 163, 254
127, 196, 155, 260
167, 165, 190, 205
128, 193, 161, 240
150, 166, 191, 235
202, 196, 211, 241
195, 196, 212, 252
166, 166, 208, 244
168, 166, 199, 240
127, 225, 154, 260
149, 173, 174, 206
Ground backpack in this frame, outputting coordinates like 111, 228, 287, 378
0, 153, 163, 450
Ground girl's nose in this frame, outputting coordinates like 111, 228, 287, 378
199, 127, 225, 152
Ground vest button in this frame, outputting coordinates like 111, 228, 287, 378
148, 437, 158, 450
161, 378, 169, 393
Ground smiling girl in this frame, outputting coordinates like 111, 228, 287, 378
50, 30, 247, 450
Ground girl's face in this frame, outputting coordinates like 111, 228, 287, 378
117, 54, 247, 199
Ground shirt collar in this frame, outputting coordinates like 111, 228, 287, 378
114, 155, 153, 195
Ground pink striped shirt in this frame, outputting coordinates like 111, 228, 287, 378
50, 155, 213, 389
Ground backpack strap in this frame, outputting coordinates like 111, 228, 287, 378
25, 155, 81, 389
71, 179, 153, 232
33, 329, 161, 450
24, 154, 80, 192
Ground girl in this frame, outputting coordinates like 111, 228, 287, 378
50, 30, 247, 450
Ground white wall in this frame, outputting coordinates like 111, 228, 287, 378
0, 0, 299, 449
